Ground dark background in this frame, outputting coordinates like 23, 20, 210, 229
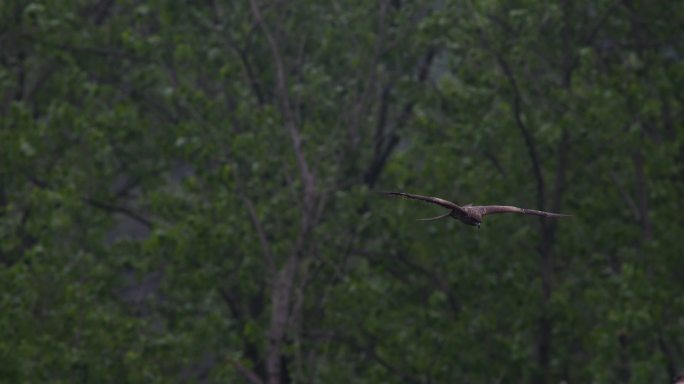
2, 0, 683, 383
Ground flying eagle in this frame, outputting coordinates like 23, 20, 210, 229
383, 191, 569, 228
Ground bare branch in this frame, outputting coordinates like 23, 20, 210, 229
22, 63, 58, 103
360, 330, 423, 384
581, 0, 621, 47
248, 2, 322, 383
632, 150, 652, 242
32, 39, 147, 62
657, 332, 678, 381
233, 166, 276, 275
395, 253, 460, 314
237, 48, 266, 105
218, 287, 242, 320
249, 0, 315, 202
24, 172, 154, 229
226, 357, 264, 384
91, 0, 115, 26
495, 53, 545, 211
608, 170, 640, 221
348, 0, 389, 149
364, 48, 436, 187
549, 128, 570, 228
82, 197, 154, 229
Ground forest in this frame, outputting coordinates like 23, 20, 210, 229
2, 0, 684, 383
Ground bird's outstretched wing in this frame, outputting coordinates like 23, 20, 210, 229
472, 205, 570, 218
382, 192, 465, 213
416, 212, 452, 221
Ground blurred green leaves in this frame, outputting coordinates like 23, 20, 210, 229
1, 0, 684, 383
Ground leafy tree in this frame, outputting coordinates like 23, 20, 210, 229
1, 0, 683, 383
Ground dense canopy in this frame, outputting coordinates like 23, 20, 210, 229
2, 0, 683, 383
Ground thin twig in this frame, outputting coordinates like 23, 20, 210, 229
82, 197, 153, 229
226, 357, 264, 384
248, 0, 315, 202
495, 52, 545, 211
608, 170, 640, 221
24, 172, 154, 229
232, 166, 276, 275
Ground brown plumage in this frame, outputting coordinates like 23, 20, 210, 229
383, 191, 569, 228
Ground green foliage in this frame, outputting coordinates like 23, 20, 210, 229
2, 0, 684, 383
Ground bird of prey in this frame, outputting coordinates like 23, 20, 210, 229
383, 191, 569, 228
